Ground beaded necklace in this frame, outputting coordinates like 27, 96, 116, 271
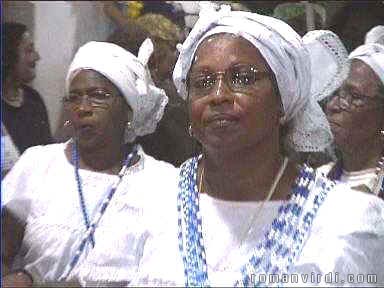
177, 156, 334, 287
59, 141, 139, 281
72, 140, 95, 247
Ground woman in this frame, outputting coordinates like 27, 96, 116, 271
1, 39, 178, 287
134, 4, 384, 287
2, 22, 52, 154
325, 43, 384, 199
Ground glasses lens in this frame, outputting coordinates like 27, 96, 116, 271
229, 65, 258, 91
189, 74, 217, 97
88, 90, 112, 104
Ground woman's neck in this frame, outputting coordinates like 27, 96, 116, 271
201, 137, 297, 202
3, 78, 24, 107
342, 140, 382, 172
72, 139, 128, 175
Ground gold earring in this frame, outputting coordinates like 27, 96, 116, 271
188, 124, 193, 137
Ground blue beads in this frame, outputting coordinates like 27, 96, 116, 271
177, 158, 331, 287
72, 140, 95, 248
59, 142, 139, 282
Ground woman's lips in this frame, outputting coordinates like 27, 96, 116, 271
205, 113, 240, 129
77, 124, 97, 137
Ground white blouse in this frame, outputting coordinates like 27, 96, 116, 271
134, 169, 384, 287
2, 142, 179, 286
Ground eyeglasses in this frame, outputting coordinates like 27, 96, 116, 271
187, 64, 270, 98
331, 87, 384, 110
62, 88, 116, 107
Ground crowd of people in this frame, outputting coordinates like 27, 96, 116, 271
1, 1, 384, 287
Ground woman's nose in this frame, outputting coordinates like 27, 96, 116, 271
34, 50, 41, 61
76, 96, 93, 114
326, 91, 348, 114
210, 76, 234, 105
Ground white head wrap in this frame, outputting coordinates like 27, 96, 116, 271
349, 43, 384, 90
302, 30, 350, 102
365, 25, 384, 45
66, 40, 168, 143
173, 3, 333, 152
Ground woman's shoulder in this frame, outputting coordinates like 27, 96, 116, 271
140, 146, 178, 172
22, 142, 66, 158
313, 175, 384, 235
7, 142, 66, 173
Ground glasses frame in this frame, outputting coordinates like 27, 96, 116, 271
331, 87, 384, 111
62, 88, 117, 108
187, 64, 270, 99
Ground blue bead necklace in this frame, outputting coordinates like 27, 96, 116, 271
59, 141, 139, 281
177, 156, 334, 287
72, 140, 95, 247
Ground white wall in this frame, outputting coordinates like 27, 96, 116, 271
4, 1, 114, 134
33, 1, 114, 133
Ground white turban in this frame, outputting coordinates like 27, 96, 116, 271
66, 39, 168, 142
173, 3, 333, 152
349, 43, 384, 89
365, 25, 384, 45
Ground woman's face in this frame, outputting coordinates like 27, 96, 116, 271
65, 70, 132, 149
326, 60, 384, 154
188, 34, 281, 153
14, 32, 40, 83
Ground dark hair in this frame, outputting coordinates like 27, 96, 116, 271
106, 26, 149, 56
2, 22, 28, 81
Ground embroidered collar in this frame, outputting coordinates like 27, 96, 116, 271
177, 156, 334, 287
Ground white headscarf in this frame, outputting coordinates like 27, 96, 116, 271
349, 43, 384, 90
365, 25, 384, 45
173, 3, 333, 152
302, 30, 350, 102
66, 40, 168, 143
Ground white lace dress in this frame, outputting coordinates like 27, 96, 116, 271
1, 142, 179, 286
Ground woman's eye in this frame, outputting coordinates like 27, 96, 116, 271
90, 90, 111, 100
191, 75, 215, 89
232, 71, 256, 86
67, 93, 80, 102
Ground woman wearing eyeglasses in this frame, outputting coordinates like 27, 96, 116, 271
1, 40, 178, 287
132, 4, 384, 287
325, 43, 384, 199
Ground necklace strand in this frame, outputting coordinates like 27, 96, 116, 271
199, 157, 289, 271
177, 156, 332, 287
73, 140, 95, 247
59, 142, 139, 281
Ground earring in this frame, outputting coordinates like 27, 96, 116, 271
126, 121, 132, 130
188, 124, 194, 137
64, 120, 71, 127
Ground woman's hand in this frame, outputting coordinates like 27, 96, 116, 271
2, 271, 33, 287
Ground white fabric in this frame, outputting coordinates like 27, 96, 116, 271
365, 26, 384, 45
133, 170, 384, 287
349, 43, 384, 88
1, 123, 20, 174
318, 162, 380, 195
172, 3, 333, 152
302, 30, 350, 102
65, 40, 168, 143
1, 142, 178, 285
